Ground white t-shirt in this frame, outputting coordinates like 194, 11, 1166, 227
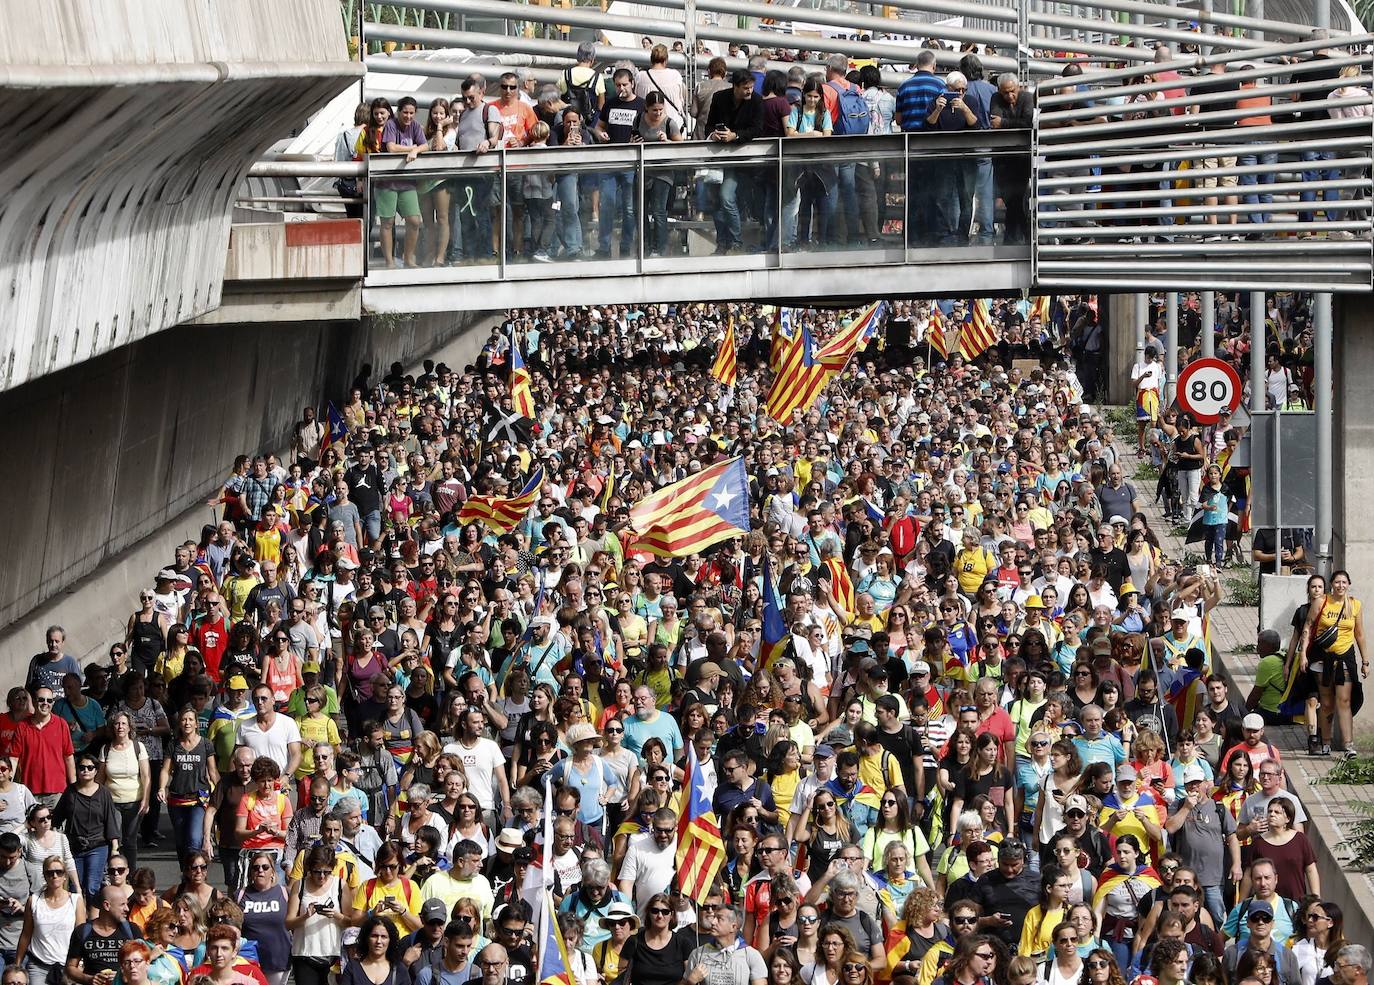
1132, 360, 1163, 395
618, 833, 676, 915
237, 714, 301, 766
454, 737, 504, 810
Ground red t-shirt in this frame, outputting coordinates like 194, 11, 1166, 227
188, 960, 267, 985
13, 716, 74, 795
0, 712, 26, 759
975, 707, 1016, 754
191, 616, 229, 682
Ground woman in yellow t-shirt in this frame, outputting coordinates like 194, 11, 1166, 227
351, 842, 422, 934
1304, 570, 1367, 757
954, 530, 996, 597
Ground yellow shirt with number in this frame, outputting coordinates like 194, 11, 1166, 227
954, 547, 996, 595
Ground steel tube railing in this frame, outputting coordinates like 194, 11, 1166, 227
1039, 156, 1373, 187
1037, 135, 1371, 172
1039, 96, 1373, 140
1038, 195, 1371, 217
247, 161, 363, 178
1044, 177, 1370, 202
1038, 116, 1364, 152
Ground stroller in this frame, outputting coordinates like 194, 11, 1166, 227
1156, 458, 1184, 522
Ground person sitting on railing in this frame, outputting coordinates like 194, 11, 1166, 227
705, 70, 764, 255
925, 72, 979, 248
592, 68, 645, 260
989, 73, 1033, 246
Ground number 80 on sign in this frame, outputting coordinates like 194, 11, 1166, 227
1176, 357, 1242, 425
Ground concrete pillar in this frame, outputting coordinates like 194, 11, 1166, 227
1106, 293, 1141, 403
1315, 293, 1333, 576
1201, 290, 1215, 358
1334, 295, 1374, 593
1250, 291, 1266, 411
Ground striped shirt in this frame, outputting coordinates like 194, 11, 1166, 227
895, 71, 945, 131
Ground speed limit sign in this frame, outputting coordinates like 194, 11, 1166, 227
1176, 357, 1242, 425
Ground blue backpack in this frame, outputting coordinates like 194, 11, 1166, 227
827, 80, 872, 135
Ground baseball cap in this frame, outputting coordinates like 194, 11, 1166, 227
421, 899, 448, 924
1116, 764, 1138, 782
1181, 763, 1208, 785
1248, 899, 1275, 919
1063, 794, 1089, 814
814, 744, 836, 759
912, 660, 932, 676
1171, 608, 1192, 622
226, 676, 249, 691
303, 662, 321, 674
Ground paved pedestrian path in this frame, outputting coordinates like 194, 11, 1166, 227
1120, 431, 1374, 932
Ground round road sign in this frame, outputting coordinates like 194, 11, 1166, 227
1176, 357, 1242, 425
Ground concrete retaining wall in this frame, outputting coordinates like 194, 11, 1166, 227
0, 310, 496, 686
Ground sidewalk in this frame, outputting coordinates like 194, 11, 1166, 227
1122, 438, 1374, 941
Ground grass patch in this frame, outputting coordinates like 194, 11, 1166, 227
1104, 406, 1137, 442
1225, 574, 1261, 607
1233, 642, 1258, 654
1328, 800, 1374, 869
1171, 524, 1191, 539
1317, 756, 1374, 785
1135, 462, 1160, 481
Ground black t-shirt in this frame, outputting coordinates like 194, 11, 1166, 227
68, 920, 136, 974
600, 94, 645, 144
973, 870, 1039, 946
344, 464, 384, 515
620, 929, 697, 985
874, 724, 925, 797
1088, 547, 1131, 592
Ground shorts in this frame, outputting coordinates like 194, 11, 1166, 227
374, 186, 421, 219
1321, 649, 1357, 688
1198, 157, 1240, 189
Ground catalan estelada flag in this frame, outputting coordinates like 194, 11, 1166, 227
928, 306, 949, 359
845, 300, 889, 355
1031, 295, 1052, 323
1092, 862, 1162, 908
628, 457, 750, 557
510, 329, 536, 420
1166, 665, 1204, 730
537, 888, 576, 985
320, 401, 348, 454
767, 319, 839, 422
711, 318, 738, 387
675, 740, 726, 903
458, 466, 544, 534
959, 298, 998, 361
761, 556, 790, 670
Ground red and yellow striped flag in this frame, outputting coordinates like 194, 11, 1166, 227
928, 306, 949, 359
1031, 295, 1051, 323
510, 330, 536, 420
711, 318, 737, 387
959, 298, 998, 361
675, 741, 726, 902
458, 467, 543, 534
823, 557, 855, 620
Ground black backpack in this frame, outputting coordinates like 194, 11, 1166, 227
564, 68, 600, 127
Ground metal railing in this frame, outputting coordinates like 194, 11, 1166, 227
1032, 35, 1374, 290
361, 130, 1032, 284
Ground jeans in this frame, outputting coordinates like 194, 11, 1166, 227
24, 958, 59, 985
554, 173, 582, 255
797, 172, 835, 245
645, 177, 673, 255
115, 800, 142, 869
1176, 467, 1202, 517
526, 196, 554, 255
996, 157, 1032, 244
74, 845, 108, 903
972, 156, 995, 243
931, 160, 973, 245
293, 957, 332, 985
361, 511, 381, 543
1202, 884, 1227, 926
169, 803, 205, 857
1205, 523, 1226, 564
1239, 150, 1279, 226
716, 168, 747, 248
855, 163, 880, 241
834, 163, 859, 243
450, 174, 494, 260
221, 846, 243, 896
597, 170, 636, 255
1300, 149, 1340, 222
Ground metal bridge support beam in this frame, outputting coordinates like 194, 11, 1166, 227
1315, 292, 1333, 576
1165, 291, 1179, 408
1250, 292, 1266, 413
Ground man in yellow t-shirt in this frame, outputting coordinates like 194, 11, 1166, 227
288, 811, 364, 888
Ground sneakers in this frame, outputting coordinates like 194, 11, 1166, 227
531, 251, 553, 263
1322, 743, 1332, 757
1308, 733, 1323, 756
1344, 747, 1359, 759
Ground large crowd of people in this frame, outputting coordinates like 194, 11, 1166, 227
2, 293, 1369, 985
342, 36, 1372, 267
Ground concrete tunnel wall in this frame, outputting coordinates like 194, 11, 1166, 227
0, 0, 361, 394
0, 310, 498, 688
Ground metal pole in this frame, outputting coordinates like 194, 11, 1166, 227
1250, 290, 1265, 411
1201, 289, 1215, 357
1165, 291, 1179, 407
1018, 0, 1030, 79
1313, 0, 1328, 32
1135, 293, 1148, 364
684, 0, 698, 118
1252, 0, 1263, 41
1315, 292, 1333, 575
